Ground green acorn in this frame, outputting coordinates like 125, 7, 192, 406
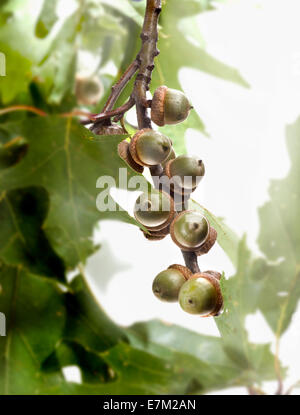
129, 129, 172, 167
179, 273, 223, 316
152, 268, 187, 302
170, 210, 209, 251
134, 190, 175, 231
165, 155, 205, 191
151, 86, 192, 126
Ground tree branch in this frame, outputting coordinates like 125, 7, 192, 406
102, 61, 139, 113
91, 97, 135, 122
134, 0, 200, 274
133, 0, 161, 130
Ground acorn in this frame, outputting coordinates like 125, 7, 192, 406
94, 123, 125, 136
134, 190, 175, 231
118, 140, 144, 173
151, 86, 192, 126
152, 265, 192, 302
129, 129, 173, 167
75, 75, 103, 106
165, 155, 205, 192
170, 210, 210, 251
179, 272, 223, 316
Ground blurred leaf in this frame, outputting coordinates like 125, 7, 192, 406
0, 187, 65, 281
253, 117, 300, 334
0, 42, 32, 104
63, 274, 126, 351
35, 0, 59, 38
0, 263, 66, 395
38, 12, 80, 104
102, 0, 144, 26
190, 199, 240, 267
214, 241, 284, 384
0, 116, 138, 268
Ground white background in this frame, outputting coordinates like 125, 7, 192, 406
63, 0, 300, 394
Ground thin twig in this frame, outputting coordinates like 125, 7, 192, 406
0, 105, 47, 117
92, 97, 135, 122
181, 251, 200, 274
133, 0, 161, 129
102, 61, 139, 113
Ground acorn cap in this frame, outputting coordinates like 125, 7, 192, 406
203, 270, 222, 281
151, 86, 168, 127
196, 227, 217, 256
170, 210, 210, 252
94, 123, 124, 136
141, 224, 170, 241
143, 233, 166, 241
168, 264, 193, 280
187, 272, 223, 317
118, 140, 144, 174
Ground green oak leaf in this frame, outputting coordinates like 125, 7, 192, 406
253, 117, 300, 334
190, 199, 240, 267
0, 187, 65, 282
0, 116, 139, 268
214, 241, 284, 384
0, 263, 66, 395
0, 42, 32, 104
38, 12, 80, 104
35, 0, 59, 38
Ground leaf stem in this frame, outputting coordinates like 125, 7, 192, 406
0, 105, 47, 117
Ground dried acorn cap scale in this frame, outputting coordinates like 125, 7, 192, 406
118, 140, 144, 174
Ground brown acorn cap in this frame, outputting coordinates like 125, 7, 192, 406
140, 224, 170, 241
129, 129, 153, 167
168, 264, 193, 280
170, 210, 210, 252
118, 140, 144, 173
143, 232, 166, 241
151, 86, 168, 127
203, 270, 222, 281
188, 272, 223, 317
196, 227, 217, 256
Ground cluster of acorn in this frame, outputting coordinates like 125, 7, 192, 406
118, 85, 223, 317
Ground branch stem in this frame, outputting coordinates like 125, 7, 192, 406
102, 61, 139, 113
133, 0, 161, 130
